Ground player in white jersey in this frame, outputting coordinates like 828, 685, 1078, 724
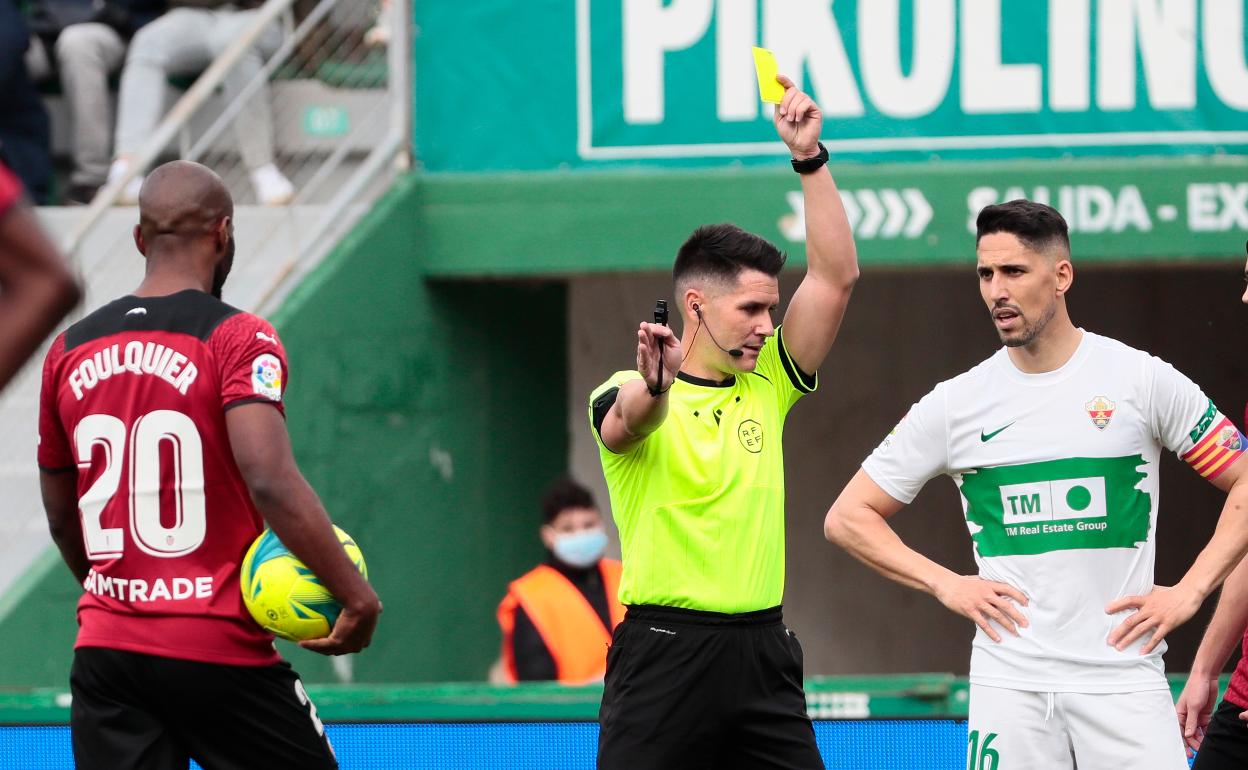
824, 200, 1248, 770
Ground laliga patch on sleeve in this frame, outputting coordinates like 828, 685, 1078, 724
252, 353, 283, 400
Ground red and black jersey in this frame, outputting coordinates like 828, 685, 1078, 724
0, 162, 22, 218
38, 289, 288, 666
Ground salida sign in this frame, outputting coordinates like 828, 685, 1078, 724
578, 0, 1248, 161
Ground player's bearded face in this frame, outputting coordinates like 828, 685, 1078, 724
977, 233, 1062, 348
994, 295, 1057, 348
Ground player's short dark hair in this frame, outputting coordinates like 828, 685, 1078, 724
541, 477, 596, 524
673, 223, 786, 289
976, 199, 1070, 255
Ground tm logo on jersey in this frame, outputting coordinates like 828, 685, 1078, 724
960, 456, 1149, 557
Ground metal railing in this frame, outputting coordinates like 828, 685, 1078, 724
64, 0, 409, 263
0, 0, 410, 624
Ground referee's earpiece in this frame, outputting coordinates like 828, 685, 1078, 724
689, 301, 743, 358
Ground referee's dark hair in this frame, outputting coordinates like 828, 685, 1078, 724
975, 199, 1071, 256
541, 476, 596, 524
674, 223, 787, 288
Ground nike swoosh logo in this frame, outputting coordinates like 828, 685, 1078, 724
980, 422, 1015, 442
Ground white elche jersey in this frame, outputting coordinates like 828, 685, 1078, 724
863, 331, 1246, 693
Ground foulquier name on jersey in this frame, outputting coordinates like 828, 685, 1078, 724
68, 341, 198, 400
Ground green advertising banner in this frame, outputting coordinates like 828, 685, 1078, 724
415, 157, 1248, 273
416, 1, 1248, 173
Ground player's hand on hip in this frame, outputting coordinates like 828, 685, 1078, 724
636, 322, 682, 392
772, 74, 822, 160
933, 574, 1029, 643
1105, 583, 1201, 654
300, 598, 383, 656
1176, 675, 1217, 756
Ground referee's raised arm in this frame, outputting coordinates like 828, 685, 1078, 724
595, 321, 684, 454
772, 73, 859, 377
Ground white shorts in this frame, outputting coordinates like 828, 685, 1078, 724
966, 684, 1188, 770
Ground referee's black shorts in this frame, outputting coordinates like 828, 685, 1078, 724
71, 646, 337, 770
597, 604, 823, 770
1193, 698, 1248, 770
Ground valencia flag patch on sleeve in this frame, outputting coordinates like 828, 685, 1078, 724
1182, 416, 1246, 480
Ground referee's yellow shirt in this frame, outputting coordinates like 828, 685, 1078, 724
589, 327, 816, 614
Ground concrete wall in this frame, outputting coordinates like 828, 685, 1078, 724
570, 264, 1248, 675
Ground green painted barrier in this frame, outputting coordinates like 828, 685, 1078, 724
0, 674, 1227, 724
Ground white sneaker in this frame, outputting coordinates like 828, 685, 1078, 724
250, 164, 294, 206
107, 159, 143, 205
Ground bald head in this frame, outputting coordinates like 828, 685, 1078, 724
138, 161, 233, 247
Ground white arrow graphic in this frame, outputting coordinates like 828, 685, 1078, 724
856, 190, 885, 238
838, 190, 861, 232
880, 189, 908, 238
902, 189, 933, 238
780, 192, 806, 242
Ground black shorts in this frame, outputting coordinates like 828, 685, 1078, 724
70, 646, 337, 770
597, 604, 823, 770
1193, 698, 1248, 770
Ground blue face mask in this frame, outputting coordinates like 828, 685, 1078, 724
552, 528, 608, 569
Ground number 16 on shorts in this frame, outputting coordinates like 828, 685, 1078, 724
968, 730, 1000, 770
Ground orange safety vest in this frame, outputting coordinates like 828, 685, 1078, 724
497, 559, 624, 685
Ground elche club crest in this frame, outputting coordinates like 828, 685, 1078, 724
1085, 396, 1115, 431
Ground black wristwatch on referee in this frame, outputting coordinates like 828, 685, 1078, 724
791, 142, 829, 174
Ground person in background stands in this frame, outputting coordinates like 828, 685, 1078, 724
107, 0, 293, 206
0, 0, 53, 203
25, 0, 166, 204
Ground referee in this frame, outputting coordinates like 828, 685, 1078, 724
588, 75, 858, 769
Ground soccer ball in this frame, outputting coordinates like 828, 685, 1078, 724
240, 526, 368, 642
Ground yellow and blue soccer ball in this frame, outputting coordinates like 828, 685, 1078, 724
240, 526, 367, 642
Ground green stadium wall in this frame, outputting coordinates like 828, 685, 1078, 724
0, 175, 570, 687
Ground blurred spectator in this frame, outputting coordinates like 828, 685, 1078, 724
0, 158, 81, 390
0, 0, 53, 204
25, 0, 165, 204
108, 0, 293, 205
494, 477, 624, 684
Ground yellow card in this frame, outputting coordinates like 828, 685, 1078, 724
752, 47, 785, 104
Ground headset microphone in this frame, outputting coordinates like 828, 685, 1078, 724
694, 306, 744, 358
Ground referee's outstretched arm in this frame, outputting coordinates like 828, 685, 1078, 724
771, 73, 859, 377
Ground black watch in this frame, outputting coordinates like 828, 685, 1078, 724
791, 142, 829, 174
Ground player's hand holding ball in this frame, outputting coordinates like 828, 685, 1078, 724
241, 526, 380, 655
772, 74, 822, 161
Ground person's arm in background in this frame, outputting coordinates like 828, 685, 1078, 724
227, 403, 382, 655
771, 74, 859, 376
1176, 556, 1248, 755
0, 167, 82, 391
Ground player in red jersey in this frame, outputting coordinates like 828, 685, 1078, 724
37, 160, 381, 770
1174, 246, 1248, 769
0, 159, 80, 391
